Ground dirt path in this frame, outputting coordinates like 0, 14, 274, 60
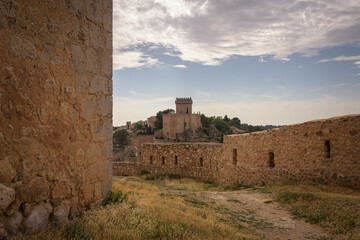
196, 189, 329, 240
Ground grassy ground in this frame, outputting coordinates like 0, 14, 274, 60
18, 175, 360, 240
260, 182, 360, 239
21, 175, 258, 240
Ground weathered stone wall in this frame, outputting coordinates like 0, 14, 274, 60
221, 114, 360, 187
113, 162, 143, 176
114, 115, 360, 188
140, 143, 222, 182
0, 0, 112, 237
163, 113, 202, 139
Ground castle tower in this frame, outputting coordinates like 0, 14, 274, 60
175, 97, 193, 114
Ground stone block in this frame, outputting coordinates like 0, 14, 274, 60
85, 143, 102, 165
52, 203, 69, 223
79, 184, 93, 206
89, 75, 108, 94
22, 203, 36, 217
86, 21, 102, 48
5, 199, 21, 216
80, 96, 95, 120
0, 184, 15, 212
41, 44, 62, 65
5, 211, 22, 235
95, 117, 112, 140
24, 202, 52, 232
51, 181, 71, 204
46, 18, 61, 33
9, 36, 37, 60
66, 0, 84, 16
86, 47, 100, 74
101, 179, 112, 196
18, 177, 50, 203
75, 73, 88, 93
103, 0, 112, 32
0, 158, 16, 184
86, 0, 102, 25
102, 51, 112, 78
96, 95, 112, 117
70, 44, 85, 73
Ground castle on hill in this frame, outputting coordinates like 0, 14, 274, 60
162, 97, 202, 139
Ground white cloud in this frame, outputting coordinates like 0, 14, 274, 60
259, 56, 266, 63
129, 90, 144, 96
355, 61, 360, 65
317, 55, 360, 63
114, 0, 360, 68
113, 51, 161, 70
297, 66, 303, 69
173, 64, 187, 68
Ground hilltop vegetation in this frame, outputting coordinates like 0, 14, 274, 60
200, 114, 284, 136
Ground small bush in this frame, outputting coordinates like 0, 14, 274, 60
167, 174, 181, 179
145, 174, 163, 181
102, 190, 128, 206
275, 191, 316, 203
65, 220, 91, 240
139, 170, 150, 176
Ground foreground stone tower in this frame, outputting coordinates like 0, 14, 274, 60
162, 98, 201, 139
0, 0, 112, 236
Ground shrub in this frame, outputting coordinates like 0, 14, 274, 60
139, 170, 150, 176
102, 190, 128, 206
65, 220, 91, 240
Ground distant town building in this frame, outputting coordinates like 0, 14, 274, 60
126, 121, 131, 129
162, 97, 202, 139
147, 116, 156, 129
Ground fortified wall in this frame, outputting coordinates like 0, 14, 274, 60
0, 0, 112, 237
113, 143, 223, 182
113, 114, 360, 188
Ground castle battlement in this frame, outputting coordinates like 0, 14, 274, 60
175, 97, 193, 104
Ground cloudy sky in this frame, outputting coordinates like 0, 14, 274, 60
112, 0, 360, 126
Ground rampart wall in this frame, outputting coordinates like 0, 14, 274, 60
0, 0, 112, 237
220, 114, 360, 186
114, 115, 360, 188
114, 143, 222, 182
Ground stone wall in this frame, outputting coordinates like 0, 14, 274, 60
0, 0, 112, 237
113, 162, 143, 176
163, 113, 202, 139
114, 115, 360, 188
121, 143, 223, 182
221, 114, 360, 187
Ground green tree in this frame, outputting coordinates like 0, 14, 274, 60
213, 118, 231, 134
113, 129, 130, 149
154, 109, 175, 130
201, 114, 213, 128
229, 117, 241, 129
133, 122, 143, 130
224, 115, 230, 122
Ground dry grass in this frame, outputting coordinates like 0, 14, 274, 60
20, 175, 258, 240
261, 183, 360, 239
